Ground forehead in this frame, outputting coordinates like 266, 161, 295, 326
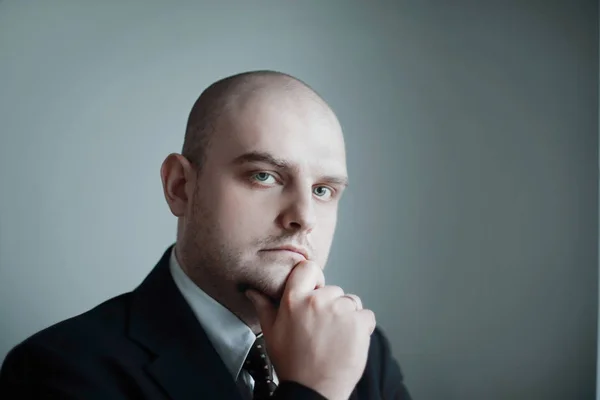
214, 93, 347, 175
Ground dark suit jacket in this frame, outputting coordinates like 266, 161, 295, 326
0, 247, 411, 399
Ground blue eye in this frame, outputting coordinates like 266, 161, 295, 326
252, 172, 277, 184
313, 186, 333, 200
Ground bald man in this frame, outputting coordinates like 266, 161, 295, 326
0, 71, 411, 400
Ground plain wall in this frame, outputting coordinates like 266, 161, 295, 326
0, 1, 597, 399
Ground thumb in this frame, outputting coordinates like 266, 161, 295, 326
246, 290, 277, 336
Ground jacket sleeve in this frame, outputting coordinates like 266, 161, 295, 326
270, 327, 412, 400
371, 328, 412, 400
0, 342, 117, 400
272, 381, 328, 400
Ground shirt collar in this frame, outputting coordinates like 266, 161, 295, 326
168, 246, 256, 381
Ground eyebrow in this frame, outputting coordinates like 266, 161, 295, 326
232, 151, 292, 170
232, 151, 349, 188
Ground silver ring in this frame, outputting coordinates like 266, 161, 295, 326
342, 294, 362, 311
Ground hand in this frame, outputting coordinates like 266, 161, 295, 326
246, 261, 376, 400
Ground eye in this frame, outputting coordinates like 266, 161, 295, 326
313, 186, 333, 200
251, 172, 277, 185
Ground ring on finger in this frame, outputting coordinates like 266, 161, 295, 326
341, 294, 362, 310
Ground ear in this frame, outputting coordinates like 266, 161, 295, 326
160, 153, 196, 217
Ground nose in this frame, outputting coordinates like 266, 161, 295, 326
279, 186, 316, 234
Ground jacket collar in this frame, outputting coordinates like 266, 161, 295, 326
128, 246, 242, 400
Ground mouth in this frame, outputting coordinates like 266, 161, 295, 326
260, 246, 308, 260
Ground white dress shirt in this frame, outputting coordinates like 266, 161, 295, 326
169, 247, 277, 399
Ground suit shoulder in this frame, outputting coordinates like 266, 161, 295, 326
364, 327, 405, 383
0, 292, 150, 397
368, 326, 393, 363
361, 327, 412, 399
11, 292, 132, 356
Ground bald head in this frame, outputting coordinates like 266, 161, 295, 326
182, 70, 333, 169
162, 70, 347, 327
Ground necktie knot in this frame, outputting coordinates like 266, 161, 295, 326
244, 336, 277, 399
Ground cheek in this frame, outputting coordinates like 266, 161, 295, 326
313, 210, 338, 255
215, 182, 277, 240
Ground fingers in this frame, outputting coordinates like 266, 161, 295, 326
312, 285, 345, 303
246, 289, 277, 337
283, 261, 326, 302
274, 259, 375, 338
342, 294, 363, 310
357, 309, 377, 335
326, 293, 374, 334
332, 293, 363, 313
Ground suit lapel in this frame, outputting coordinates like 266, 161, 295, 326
128, 246, 243, 400
145, 343, 241, 400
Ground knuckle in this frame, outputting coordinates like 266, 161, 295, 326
350, 314, 363, 331
347, 293, 360, 302
329, 285, 344, 296
303, 260, 320, 272
307, 291, 330, 311
306, 293, 322, 310
363, 308, 375, 319
356, 309, 375, 327
331, 301, 346, 315
280, 294, 295, 313
366, 310, 377, 327
297, 261, 324, 282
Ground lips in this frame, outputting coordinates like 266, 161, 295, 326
261, 246, 309, 260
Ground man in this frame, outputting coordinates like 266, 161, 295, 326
0, 71, 411, 399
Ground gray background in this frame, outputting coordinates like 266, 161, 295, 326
0, 1, 597, 399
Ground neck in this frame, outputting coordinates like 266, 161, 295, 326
174, 244, 262, 334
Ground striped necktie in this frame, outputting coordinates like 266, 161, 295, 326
244, 336, 277, 399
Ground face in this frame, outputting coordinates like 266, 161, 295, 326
174, 91, 347, 306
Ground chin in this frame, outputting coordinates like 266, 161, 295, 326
236, 281, 284, 306
236, 261, 292, 304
